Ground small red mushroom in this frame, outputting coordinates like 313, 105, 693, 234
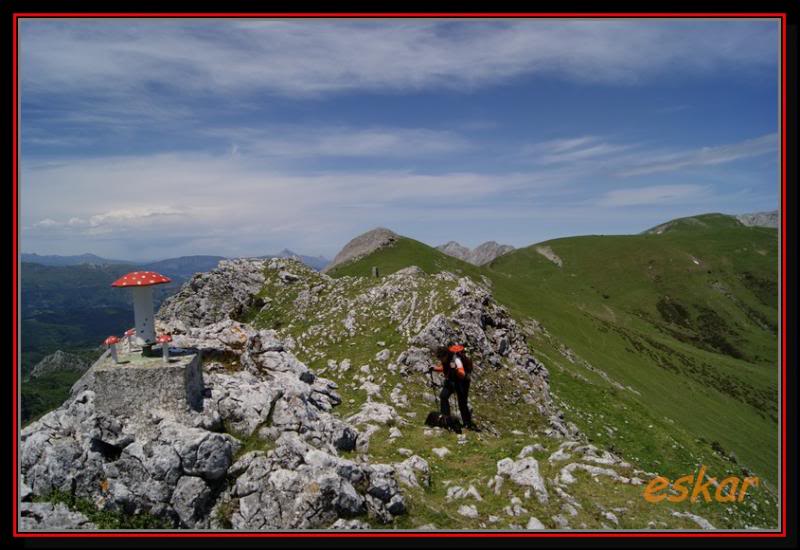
156, 334, 173, 363
104, 335, 120, 363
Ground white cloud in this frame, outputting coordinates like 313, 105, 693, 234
20, 151, 550, 255
20, 19, 777, 104
617, 133, 778, 176
522, 135, 635, 165
20, 130, 778, 257
520, 133, 778, 177
208, 126, 470, 159
597, 184, 709, 207
32, 206, 185, 233
87, 206, 183, 227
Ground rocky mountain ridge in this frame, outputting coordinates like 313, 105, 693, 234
322, 228, 399, 273
20, 257, 677, 531
23, 212, 772, 530
436, 241, 515, 266
735, 210, 779, 229
28, 350, 91, 381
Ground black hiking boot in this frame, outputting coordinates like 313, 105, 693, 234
464, 421, 481, 432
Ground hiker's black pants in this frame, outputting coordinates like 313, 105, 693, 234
440, 378, 471, 425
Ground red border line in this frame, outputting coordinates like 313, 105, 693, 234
10, 12, 790, 18
12, 10, 19, 539
6, 531, 791, 538
11, 12, 788, 540
780, 8, 787, 538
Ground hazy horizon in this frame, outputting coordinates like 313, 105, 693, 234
20, 206, 779, 263
20, 19, 780, 261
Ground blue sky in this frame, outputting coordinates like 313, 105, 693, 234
19, 19, 780, 261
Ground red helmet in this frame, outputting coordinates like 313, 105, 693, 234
448, 344, 464, 353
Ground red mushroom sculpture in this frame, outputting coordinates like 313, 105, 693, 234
111, 271, 171, 355
156, 334, 173, 363
104, 335, 120, 363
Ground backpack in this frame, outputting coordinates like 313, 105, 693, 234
453, 353, 474, 376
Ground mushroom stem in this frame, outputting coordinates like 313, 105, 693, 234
110, 344, 118, 364
132, 286, 156, 346
162, 342, 169, 363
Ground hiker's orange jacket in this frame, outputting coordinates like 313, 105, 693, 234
432, 360, 466, 379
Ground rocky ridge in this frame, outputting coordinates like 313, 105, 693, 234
322, 228, 398, 274
28, 350, 91, 380
19, 256, 715, 531
736, 210, 779, 229
21, 315, 411, 530
436, 241, 514, 266
158, 258, 269, 329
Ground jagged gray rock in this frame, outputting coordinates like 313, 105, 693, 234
330, 518, 371, 529
736, 210, 779, 229
497, 456, 549, 504
19, 502, 96, 530
171, 476, 212, 527
394, 455, 431, 489
157, 258, 268, 328
526, 516, 546, 529
436, 241, 471, 262
470, 241, 515, 265
19, 241, 587, 531
436, 240, 514, 265
219, 436, 404, 529
322, 228, 398, 273
29, 350, 91, 380
20, 317, 401, 531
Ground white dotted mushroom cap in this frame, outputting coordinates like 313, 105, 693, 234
111, 271, 171, 288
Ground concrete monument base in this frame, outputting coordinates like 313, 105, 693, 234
72, 347, 203, 419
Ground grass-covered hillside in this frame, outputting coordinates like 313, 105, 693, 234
327, 236, 485, 281
485, 213, 779, 487
320, 213, 779, 527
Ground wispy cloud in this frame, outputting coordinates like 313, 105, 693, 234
20, 151, 550, 256
597, 184, 709, 207
520, 133, 778, 177
32, 218, 59, 228
206, 126, 471, 159
18, 20, 779, 257
522, 135, 635, 165
31, 206, 186, 234
20, 142, 777, 258
21, 20, 777, 105
617, 133, 778, 177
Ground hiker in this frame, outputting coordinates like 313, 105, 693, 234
430, 344, 479, 431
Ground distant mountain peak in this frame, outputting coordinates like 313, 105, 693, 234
323, 228, 399, 273
644, 211, 779, 235
436, 240, 514, 266
21, 252, 132, 266
736, 209, 779, 229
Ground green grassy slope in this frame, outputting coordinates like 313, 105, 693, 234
256, 242, 777, 528
326, 214, 779, 504
326, 236, 486, 281
484, 214, 778, 486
